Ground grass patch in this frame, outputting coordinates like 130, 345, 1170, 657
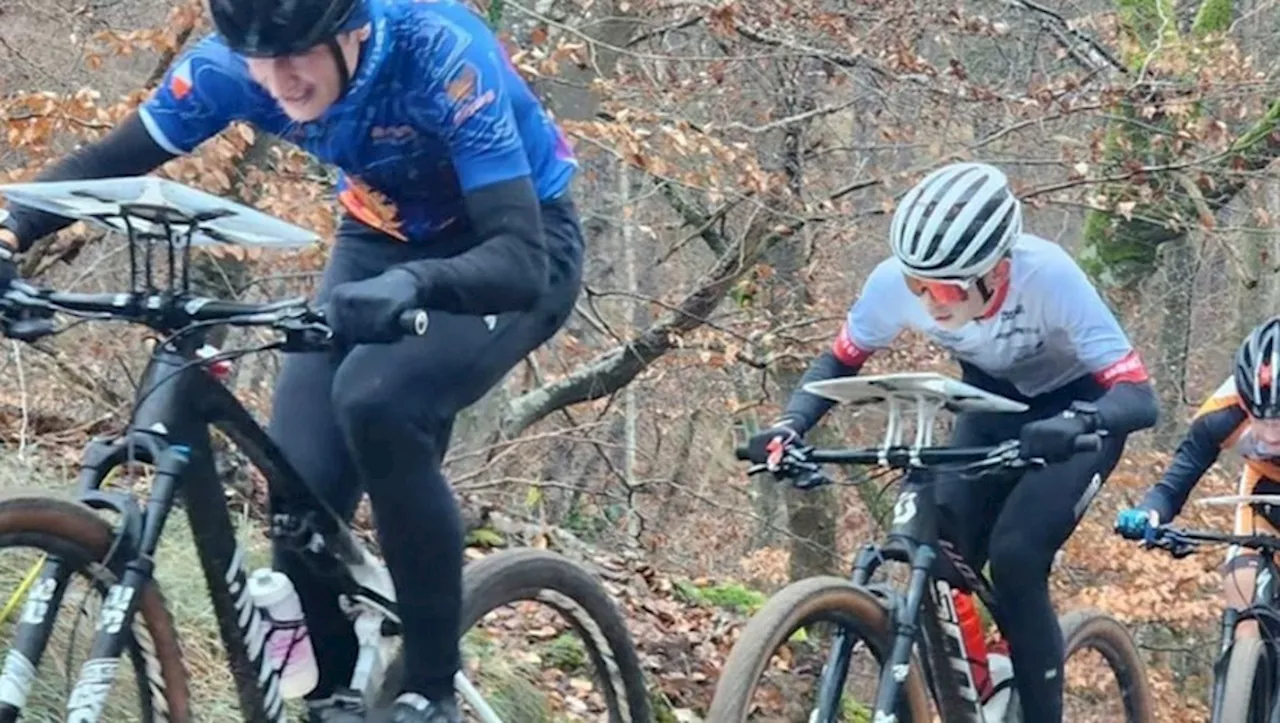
542, 632, 587, 673
674, 579, 766, 615
461, 628, 553, 722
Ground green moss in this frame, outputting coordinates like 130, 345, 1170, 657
1191, 0, 1233, 35
543, 632, 588, 672
465, 527, 506, 548
674, 579, 767, 615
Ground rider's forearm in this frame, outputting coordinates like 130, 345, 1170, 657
399, 176, 548, 316
1091, 379, 1159, 437
1141, 422, 1221, 521
778, 349, 863, 434
0, 112, 176, 252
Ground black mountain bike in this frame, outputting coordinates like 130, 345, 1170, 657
1122, 497, 1280, 723
0, 177, 650, 722
707, 373, 1155, 723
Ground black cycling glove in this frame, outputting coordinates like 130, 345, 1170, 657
0, 246, 18, 293
325, 267, 421, 344
1019, 407, 1095, 463
746, 419, 803, 468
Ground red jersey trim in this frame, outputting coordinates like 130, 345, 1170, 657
1095, 349, 1150, 388
833, 322, 874, 367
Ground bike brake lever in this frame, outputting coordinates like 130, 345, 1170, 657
792, 471, 831, 490
2, 316, 56, 341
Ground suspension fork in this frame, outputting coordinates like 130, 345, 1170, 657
63, 443, 190, 722
808, 543, 887, 722
872, 544, 936, 718
0, 432, 156, 719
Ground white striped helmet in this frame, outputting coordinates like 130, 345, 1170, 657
889, 162, 1022, 279
1236, 317, 1280, 418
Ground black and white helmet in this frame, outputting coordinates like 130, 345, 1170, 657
1236, 317, 1280, 418
889, 162, 1022, 279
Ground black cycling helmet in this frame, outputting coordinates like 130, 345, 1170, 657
209, 0, 370, 96
210, 0, 365, 57
1235, 316, 1280, 418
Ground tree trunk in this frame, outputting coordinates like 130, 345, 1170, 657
1152, 236, 1197, 447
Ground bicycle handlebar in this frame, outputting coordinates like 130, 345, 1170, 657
1129, 524, 1280, 560
0, 281, 429, 348
733, 433, 1103, 490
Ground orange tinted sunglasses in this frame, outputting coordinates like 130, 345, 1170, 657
903, 275, 972, 305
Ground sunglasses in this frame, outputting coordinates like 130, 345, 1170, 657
903, 275, 975, 305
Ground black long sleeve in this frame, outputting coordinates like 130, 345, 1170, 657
1, 112, 177, 251
1093, 379, 1160, 437
1141, 398, 1242, 521
778, 349, 863, 434
398, 175, 548, 316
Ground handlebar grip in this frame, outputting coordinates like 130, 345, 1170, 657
399, 309, 429, 336
1073, 433, 1103, 453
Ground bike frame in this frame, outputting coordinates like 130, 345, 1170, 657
0, 328, 400, 723
796, 392, 1018, 723
0, 188, 510, 723
807, 463, 1008, 723
1206, 538, 1280, 722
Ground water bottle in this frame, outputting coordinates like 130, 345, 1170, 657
982, 648, 1015, 722
951, 590, 993, 699
247, 568, 318, 699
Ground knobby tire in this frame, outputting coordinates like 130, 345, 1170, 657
706, 575, 931, 723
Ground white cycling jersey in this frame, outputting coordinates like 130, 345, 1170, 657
834, 233, 1148, 398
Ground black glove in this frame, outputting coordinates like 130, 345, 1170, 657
324, 267, 421, 344
0, 244, 18, 293
1019, 411, 1093, 463
746, 419, 802, 468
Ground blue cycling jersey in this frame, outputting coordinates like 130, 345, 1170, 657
139, 0, 577, 242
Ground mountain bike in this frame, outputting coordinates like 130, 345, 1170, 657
0, 176, 651, 722
707, 372, 1156, 723
1120, 494, 1280, 723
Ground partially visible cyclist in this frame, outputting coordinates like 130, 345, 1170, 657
0, 0, 583, 721
744, 161, 1159, 723
1117, 318, 1280, 640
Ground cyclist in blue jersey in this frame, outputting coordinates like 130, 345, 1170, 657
0, 0, 583, 721
744, 162, 1159, 723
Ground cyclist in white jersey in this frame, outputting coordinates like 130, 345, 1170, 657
746, 162, 1159, 722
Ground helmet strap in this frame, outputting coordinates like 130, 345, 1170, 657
327, 37, 352, 99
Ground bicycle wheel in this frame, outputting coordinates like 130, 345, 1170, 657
377, 548, 651, 722
0, 494, 191, 722
706, 575, 930, 723
1219, 635, 1274, 723
1056, 608, 1156, 722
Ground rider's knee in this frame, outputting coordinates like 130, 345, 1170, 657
987, 532, 1050, 587
1222, 552, 1263, 609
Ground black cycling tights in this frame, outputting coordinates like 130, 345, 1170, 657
265, 199, 583, 701
934, 399, 1125, 723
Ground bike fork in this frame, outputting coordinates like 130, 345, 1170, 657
809, 543, 885, 723
1208, 607, 1239, 723
872, 544, 936, 720
0, 557, 76, 720
63, 444, 188, 723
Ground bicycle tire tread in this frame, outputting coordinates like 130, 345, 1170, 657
1219, 635, 1267, 723
707, 575, 930, 723
1060, 608, 1156, 723
378, 548, 651, 723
